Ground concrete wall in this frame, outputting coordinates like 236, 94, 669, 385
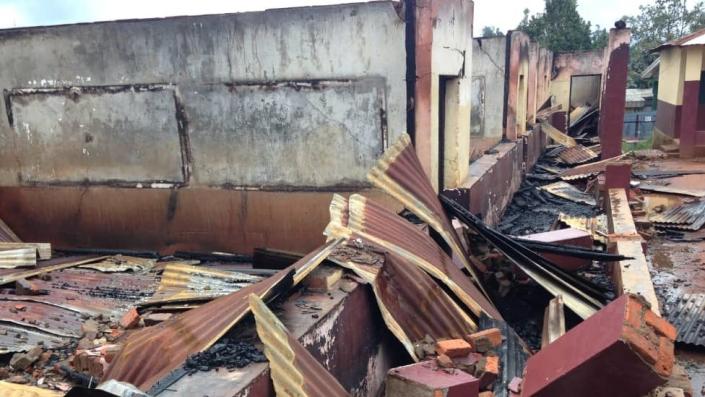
0, 2, 406, 189
551, 49, 605, 113
654, 47, 686, 142
505, 31, 531, 141
414, 0, 474, 191
470, 36, 506, 160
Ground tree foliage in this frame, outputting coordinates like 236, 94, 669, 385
518, 0, 606, 52
481, 26, 505, 37
626, 0, 705, 87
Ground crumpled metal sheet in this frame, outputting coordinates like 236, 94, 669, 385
650, 200, 705, 230
325, 194, 501, 320
541, 121, 577, 147
559, 156, 628, 181
0, 217, 21, 243
373, 252, 476, 360
664, 293, 705, 347
541, 181, 597, 206
79, 255, 156, 273
0, 300, 84, 337
249, 294, 350, 397
0, 381, 63, 397
145, 263, 261, 305
367, 133, 486, 292
0, 255, 107, 286
0, 324, 68, 354
558, 213, 608, 244
557, 145, 598, 165
639, 183, 705, 198
103, 240, 342, 391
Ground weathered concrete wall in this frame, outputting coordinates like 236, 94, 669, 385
414, 0, 474, 191
0, 2, 406, 188
471, 37, 506, 140
654, 47, 685, 143
551, 49, 605, 113
505, 31, 531, 141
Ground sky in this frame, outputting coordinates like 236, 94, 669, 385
0, 0, 651, 36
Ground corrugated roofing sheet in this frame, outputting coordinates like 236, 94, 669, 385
0, 217, 21, 243
78, 255, 155, 273
664, 293, 705, 347
325, 194, 501, 320
558, 146, 598, 165
373, 252, 476, 360
559, 157, 629, 181
367, 134, 486, 292
145, 263, 261, 305
650, 200, 705, 230
103, 240, 342, 391
0, 300, 83, 337
249, 294, 350, 397
639, 183, 705, 197
0, 248, 36, 268
0, 324, 67, 354
654, 27, 705, 51
0, 255, 106, 286
540, 181, 597, 206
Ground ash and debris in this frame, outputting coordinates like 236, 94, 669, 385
499, 154, 602, 236
184, 338, 266, 373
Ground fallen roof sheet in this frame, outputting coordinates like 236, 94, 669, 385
557, 145, 599, 165
558, 213, 608, 244
0, 217, 21, 243
0, 255, 107, 286
540, 181, 597, 206
249, 293, 350, 397
0, 300, 83, 338
664, 293, 705, 347
144, 262, 261, 305
78, 255, 155, 273
373, 252, 476, 360
559, 157, 629, 181
367, 133, 486, 293
103, 239, 342, 391
541, 121, 576, 148
325, 194, 501, 319
650, 200, 705, 230
0, 247, 36, 268
0, 324, 68, 354
639, 183, 705, 197
0, 242, 51, 260
0, 381, 63, 397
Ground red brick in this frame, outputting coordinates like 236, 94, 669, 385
645, 310, 677, 342
119, 308, 140, 330
479, 392, 494, 397
386, 360, 480, 397
475, 356, 499, 390
466, 328, 502, 353
521, 294, 672, 397
436, 339, 473, 358
622, 325, 658, 365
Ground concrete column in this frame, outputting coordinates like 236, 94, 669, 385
598, 28, 631, 159
679, 46, 703, 158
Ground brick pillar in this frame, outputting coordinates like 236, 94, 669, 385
598, 28, 631, 159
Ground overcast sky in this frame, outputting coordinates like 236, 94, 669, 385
0, 0, 651, 36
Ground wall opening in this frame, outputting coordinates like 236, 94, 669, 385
569, 74, 601, 125
697, 70, 705, 131
517, 74, 527, 135
438, 75, 450, 191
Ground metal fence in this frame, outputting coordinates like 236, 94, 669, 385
623, 111, 656, 141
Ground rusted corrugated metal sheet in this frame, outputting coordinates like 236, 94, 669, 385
664, 293, 705, 347
639, 183, 705, 198
557, 146, 598, 165
249, 294, 350, 397
541, 121, 577, 147
0, 300, 83, 337
78, 255, 155, 272
0, 217, 21, 243
650, 200, 705, 230
373, 252, 476, 360
0, 324, 67, 354
325, 194, 501, 319
0, 255, 106, 286
0, 247, 36, 268
103, 240, 342, 391
559, 156, 628, 181
367, 134, 486, 292
0, 381, 63, 397
558, 213, 608, 244
540, 182, 597, 206
145, 263, 261, 305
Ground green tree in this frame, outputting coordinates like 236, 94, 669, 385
481, 26, 505, 37
518, 0, 600, 52
626, 0, 705, 87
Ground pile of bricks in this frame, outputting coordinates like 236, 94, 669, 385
386, 328, 503, 397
